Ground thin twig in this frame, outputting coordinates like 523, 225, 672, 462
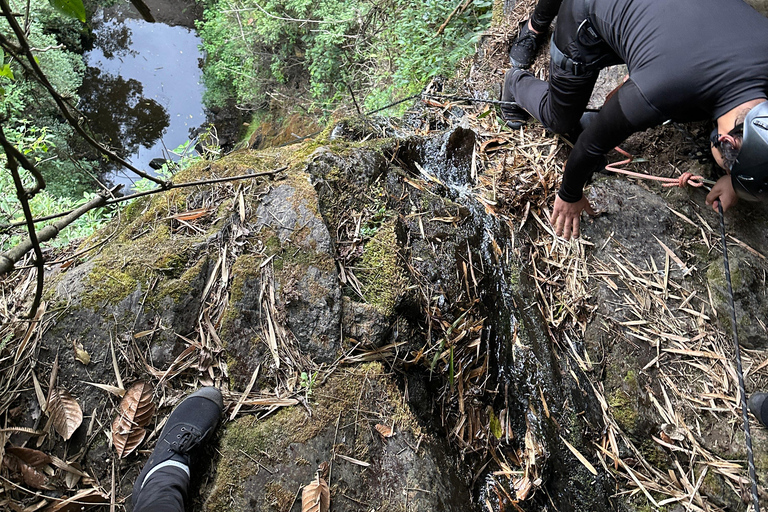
6, 167, 287, 229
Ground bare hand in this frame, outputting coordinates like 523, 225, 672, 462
551, 195, 596, 240
705, 175, 739, 212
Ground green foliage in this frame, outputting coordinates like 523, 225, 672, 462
0, 0, 110, 254
197, 0, 492, 113
47, 0, 86, 23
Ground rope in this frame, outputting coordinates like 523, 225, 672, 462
604, 147, 714, 188
718, 202, 761, 512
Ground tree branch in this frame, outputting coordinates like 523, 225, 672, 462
0, 125, 46, 197
6, 167, 287, 228
3, 131, 45, 317
0, 185, 119, 276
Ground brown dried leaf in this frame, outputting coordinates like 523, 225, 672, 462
5, 446, 51, 467
112, 381, 155, 458
112, 427, 147, 458
2, 452, 50, 489
301, 475, 330, 512
47, 388, 83, 441
374, 424, 394, 438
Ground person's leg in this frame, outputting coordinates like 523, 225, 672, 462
503, 63, 598, 134
509, 0, 564, 68
131, 387, 223, 512
529, 0, 563, 33
748, 393, 768, 427
133, 464, 189, 512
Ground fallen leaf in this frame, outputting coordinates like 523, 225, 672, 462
112, 381, 155, 458
5, 446, 51, 467
83, 381, 126, 397
375, 424, 394, 438
48, 388, 83, 441
72, 340, 90, 365
169, 207, 210, 222
2, 448, 51, 489
301, 474, 330, 512
112, 427, 147, 458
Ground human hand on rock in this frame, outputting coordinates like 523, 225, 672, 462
551, 194, 595, 240
705, 175, 739, 212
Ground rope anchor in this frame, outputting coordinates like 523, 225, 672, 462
605, 147, 715, 188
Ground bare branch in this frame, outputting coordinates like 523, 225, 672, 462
2, 129, 45, 317
0, 186, 119, 276
5, 167, 288, 228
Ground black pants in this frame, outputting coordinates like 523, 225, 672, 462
504, 0, 622, 135
133, 465, 188, 512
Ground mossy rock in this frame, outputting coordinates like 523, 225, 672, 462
201, 363, 472, 512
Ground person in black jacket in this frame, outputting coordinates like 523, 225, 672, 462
502, 0, 768, 239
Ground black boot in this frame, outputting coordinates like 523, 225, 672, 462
509, 20, 547, 69
748, 392, 768, 427
501, 68, 531, 129
132, 387, 223, 507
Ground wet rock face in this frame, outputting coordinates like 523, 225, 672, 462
253, 180, 342, 362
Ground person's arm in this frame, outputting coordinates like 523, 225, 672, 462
552, 79, 664, 238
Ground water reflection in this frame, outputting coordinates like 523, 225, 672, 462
92, 22, 137, 60
79, 7, 206, 189
79, 67, 169, 158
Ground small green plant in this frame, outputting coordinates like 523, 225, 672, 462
299, 370, 319, 398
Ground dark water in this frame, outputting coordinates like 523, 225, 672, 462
79, 4, 205, 190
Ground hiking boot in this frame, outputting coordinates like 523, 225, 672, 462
501, 68, 531, 129
509, 20, 547, 69
748, 392, 768, 427
133, 387, 223, 497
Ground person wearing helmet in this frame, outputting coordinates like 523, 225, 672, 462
500, 0, 768, 239
708, 101, 768, 210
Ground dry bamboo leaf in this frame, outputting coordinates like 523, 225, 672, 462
43, 487, 110, 512
111, 381, 155, 458
83, 381, 126, 397
375, 424, 394, 438
301, 474, 330, 512
47, 388, 83, 441
559, 435, 597, 476
169, 207, 210, 222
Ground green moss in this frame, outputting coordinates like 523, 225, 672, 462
358, 221, 404, 315
608, 388, 638, 433
81, 261, 140, 307
491, 0, 506, 28
639, 438, 669, 467
206, 364, 379, 509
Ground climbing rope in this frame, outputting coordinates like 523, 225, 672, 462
604, 147, 715, 188
718, 202, 761, 512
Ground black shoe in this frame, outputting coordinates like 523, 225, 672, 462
501, 68, 531, 129
748, 393, 768, 427
509, 20, 547, 69
132, 387, 223, 499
